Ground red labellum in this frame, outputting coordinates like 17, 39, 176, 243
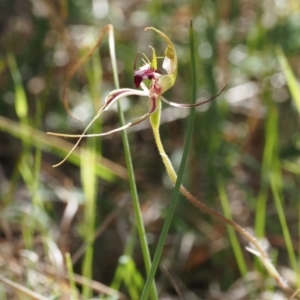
134, 68, 162, 88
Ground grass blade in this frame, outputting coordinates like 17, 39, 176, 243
65, 252, 78, 300
217, 177, 248, 276
255, 100, 278, 238
6, 52, 28, 123
270, 172, 298, 277
276, 46, 300, 114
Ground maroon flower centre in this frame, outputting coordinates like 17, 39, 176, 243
134, 67, 162, 88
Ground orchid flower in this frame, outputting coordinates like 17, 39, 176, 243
48, 27, 226, 167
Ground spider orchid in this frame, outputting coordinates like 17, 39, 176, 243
48, 27, 225, 167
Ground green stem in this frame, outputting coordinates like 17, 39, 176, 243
108, 25, 158, 300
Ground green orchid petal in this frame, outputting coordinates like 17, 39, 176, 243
149, 46, 157, 70
145, 27, 177, 93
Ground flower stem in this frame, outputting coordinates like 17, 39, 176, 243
108, 25, 158, 300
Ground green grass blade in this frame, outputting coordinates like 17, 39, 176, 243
80, 141, 97, 298
269, 172, 298, 276
80, 42, 103, 298
141, 21, 198, 300
276, 46, 300, 114
111, 226, 137, 291
118, 256, 145, 299
6, 52, 28, 123
217, 177, 248, 276
65, 252, 78, 300
255, 102, 278, 238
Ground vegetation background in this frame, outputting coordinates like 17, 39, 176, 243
1, 0, 300, 299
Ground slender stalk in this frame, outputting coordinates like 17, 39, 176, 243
107, 25, 158, 300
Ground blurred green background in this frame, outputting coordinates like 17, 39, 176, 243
1, 0, 300, 299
